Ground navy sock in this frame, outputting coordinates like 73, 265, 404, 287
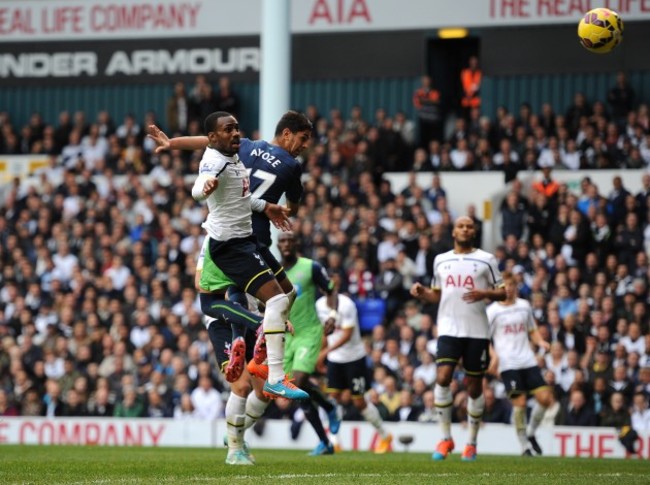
300, 400, 329, 443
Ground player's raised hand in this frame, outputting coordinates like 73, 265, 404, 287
147, 125, 171, 153
264, 203, 292, 231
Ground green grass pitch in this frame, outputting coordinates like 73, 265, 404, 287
1, 446, 649, 484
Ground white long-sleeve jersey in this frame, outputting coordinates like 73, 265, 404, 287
192, 147, 252, 242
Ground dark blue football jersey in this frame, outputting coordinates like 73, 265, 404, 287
238, 138, 303, 247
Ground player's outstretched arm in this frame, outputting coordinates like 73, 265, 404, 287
147, 125, 209, 153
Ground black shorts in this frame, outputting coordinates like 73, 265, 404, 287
501, 366, 547, 397
326, 357, 370, 397
257, 243, 288, 283
207, 320, 257, 374
209, 235, 275, 296
436, 336, 490, 376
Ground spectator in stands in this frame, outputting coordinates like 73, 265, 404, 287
379, 375, 401, 420
42, 379, 64, 417
62, 389, 87, 417
375, 258, 403, 323
190, 375, 222, 420
566, 93, 593, 138
113, 386, 145, 418
599, 392, 631, 428
166, 82, 189, 134
412, 75, 442, 147
53, 111, 73, 151
607, 365, 634, 403
60, 130, 84, 169
115, 114, 141, 143
395, 389, 422, 422
501, 191, 527, 241
87, 386, 114, 417
215, 76, 240, 118
146, 389, 172, 418
460, 55, 482, 119
173, 393, 194, 419
0, 389, 19, 416
482, 387, 511, 424
608, 72, 635, 128
531, 166, 560, 205
561, 387, 597, 426
631, 392, 650, 432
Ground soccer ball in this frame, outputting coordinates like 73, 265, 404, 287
577, 8, 623, 54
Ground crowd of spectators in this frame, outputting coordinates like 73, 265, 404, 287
1, 74, 650, 447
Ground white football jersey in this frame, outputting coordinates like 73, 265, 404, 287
432, 249, 502, 339
487, 298, 538, 372
197, 148, 252, 241
316, 294, 366, 364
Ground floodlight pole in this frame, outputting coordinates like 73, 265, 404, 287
260, 0, 291, 141
260, 0, 291, 258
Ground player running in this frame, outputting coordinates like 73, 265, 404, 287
486, 271, 552, 456
410, 216, 505, 462
316, 278, 393, 453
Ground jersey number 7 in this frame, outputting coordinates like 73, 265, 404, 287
247, 169, 277, 198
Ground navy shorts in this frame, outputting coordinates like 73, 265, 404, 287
207, 320, 257, 374
326, 357, 370, 397
208, 235, 275, 296
501, 366, 547, 397
436, 336, 490, 376
257, 243, 288, 283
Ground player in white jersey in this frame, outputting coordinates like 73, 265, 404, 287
191, 111, 308, 405
486, 271, 552, 456
410, 216, 505, 462
315, 283, 392, 454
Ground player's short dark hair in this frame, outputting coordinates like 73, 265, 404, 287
274, 110, 312, 137
204, 111, 233, 134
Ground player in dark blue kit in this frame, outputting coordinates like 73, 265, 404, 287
148, 111, 312, 381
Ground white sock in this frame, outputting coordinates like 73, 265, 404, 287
225, 393, 247, 450
245, 392, 269, 430
513, 406, 529, 452
527, 402, 546, 437
362, 402, 387, 439
263, 294, 289, 383
467, 395, 485, 446
434, 384, 453, 440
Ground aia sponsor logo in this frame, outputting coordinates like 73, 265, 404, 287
444, 274, 475, 289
